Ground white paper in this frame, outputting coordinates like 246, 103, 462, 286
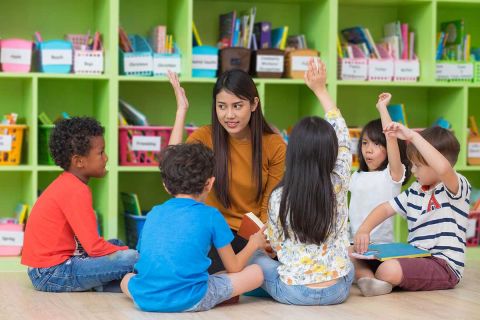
291, 56, 313, 71
341, 59, 368, 80
153, 56, 181, 75
124, 56, 153, 73
74, 53, 104, 73
0, 135, 13, 152
0, 231, 23, 246
368, 60, 394, 79
468, 142, 480, 158
395, 60, 420, 78
192, 54, 218, 70
256, 55, 284, 73
0, 48, 31, 65
42, 49, 72, 65
132, 136, 161, 152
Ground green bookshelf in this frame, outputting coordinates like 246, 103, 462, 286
0, 0, 479, 271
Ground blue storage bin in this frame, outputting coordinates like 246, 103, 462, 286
153, 52, 181, 76
37, 40, 73, 73
124, 212, 148, 248
192, 45, 218, 78
119, 35, 153, 76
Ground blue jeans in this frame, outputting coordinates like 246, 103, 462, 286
250, 251, 354, 305
27, 239, 138, 292
184, 274, 233, 312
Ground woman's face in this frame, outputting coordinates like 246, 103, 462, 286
215, 89, 258, 140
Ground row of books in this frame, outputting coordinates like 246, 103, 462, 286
119, 27, 178, 55
436, 19, 475, 62
339, 21, 415, 60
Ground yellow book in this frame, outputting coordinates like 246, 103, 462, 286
192, 21, 203, 46
470, 116, 479, 136
337, 34, 343, 58
14, 203, 29, 225
279, 26, 289, 50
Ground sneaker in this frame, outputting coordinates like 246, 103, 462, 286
357, 277, 393, 297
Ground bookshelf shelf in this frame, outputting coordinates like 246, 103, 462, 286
0, 0, 479, 271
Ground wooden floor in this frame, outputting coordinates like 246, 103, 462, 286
1, 261, 480, 320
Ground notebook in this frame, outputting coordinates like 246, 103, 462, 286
237, 212, 263, 240
351, 243, 431, 261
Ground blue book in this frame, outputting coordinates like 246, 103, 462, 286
351, 243, 431, 261
387, 104, 407, 127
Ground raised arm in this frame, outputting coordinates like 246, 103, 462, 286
167, 71, 189, 145
384, 122, 459, 194
304, 58, 335, 114
376, 93, 404, 182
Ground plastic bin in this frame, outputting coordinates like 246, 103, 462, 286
0, 125, 27, 166
338, 58, 368, 81
153, 53, 181, 76
124, 212, 147, 249
119, 126, 173, 166
219, 47, 251, 74
36, 40, 73, 73
0, 39, 33, 72
436, 61, 474, 82
475, 62, 480, 83
253, 48, 284, 78
192, 46, 218, 78
285, 49, 319, 79
39, 125, 55, 165
119, 35, 153, 76
66, 34, 104, 75
0, 223, 24, 256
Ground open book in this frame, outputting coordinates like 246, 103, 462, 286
351, 243, 431, 261
237, 212, 264, 240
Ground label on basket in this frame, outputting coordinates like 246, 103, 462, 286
341, 59, 368, 80
395, 60, 420, 78
42, 49, 73, 65
132, 136, 161, 152
74, 54, 103, 73
468, 142, 480, 158
0, 48, 32, 65
436, 63, 451, 80
368, 60, 394, 79
257, 55, 284, 73
124, 56, 153, 73
0, 231, 23, 246
0, 135, 13, 152
452, 63, 474, 79
291, 56, 313, 71
192, 54, 218, 70
153, 56, 181, 75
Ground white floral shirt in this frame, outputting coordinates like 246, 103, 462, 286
267, 109, 352, 285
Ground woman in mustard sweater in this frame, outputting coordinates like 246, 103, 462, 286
167, 70, 286, 273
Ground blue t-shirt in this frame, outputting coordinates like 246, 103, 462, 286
128, 198, 233, 312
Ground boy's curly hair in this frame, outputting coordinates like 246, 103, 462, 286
159, 143, 214, 196
49, 117, 104, 170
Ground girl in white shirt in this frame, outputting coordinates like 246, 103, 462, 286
348, 93, 411, 244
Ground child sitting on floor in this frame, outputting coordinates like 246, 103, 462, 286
22, 117, 138, 292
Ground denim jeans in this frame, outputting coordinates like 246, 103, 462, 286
250, 251, 354, 305
27, 239, 138, 292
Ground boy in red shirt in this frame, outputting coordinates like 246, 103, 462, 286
22, 117, 138, 292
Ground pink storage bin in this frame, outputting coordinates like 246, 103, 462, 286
0, 223, 24, 256
0, 39, 33, 72
119, 126, 173, 166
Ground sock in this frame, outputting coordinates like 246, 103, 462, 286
357, 277, 393, 297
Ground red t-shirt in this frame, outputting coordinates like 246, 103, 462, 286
21, 172, 127, 268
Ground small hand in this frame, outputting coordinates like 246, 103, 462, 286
264, 240, 277, 258
354, 231, 370, 254
304, 57, 327, 94
167, 70, 189, 114
383, 122, 415, 141
376, 92, 392, 110
250, 225, 268, 250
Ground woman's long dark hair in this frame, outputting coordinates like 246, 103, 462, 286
358, 119, 411, 185
278, 116, 338, 244
212, 69, 274, 208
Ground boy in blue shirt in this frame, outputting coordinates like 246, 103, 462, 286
120, 143, 268, 312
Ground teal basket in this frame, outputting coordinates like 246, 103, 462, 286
36, 40, 73, 73
119, 35, 153, 76
38, 125, 55, 165
124, 212, 147, 249
475, 62, 480, 83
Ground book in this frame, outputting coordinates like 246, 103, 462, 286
401, 23, 409, 60
219, 11, 236, 48
120, 192, 142, 216
192, 21, 203, 46
287, 35, 307, 50
441, 19, 464, 46
387, 104, 408, 127
119, 99, 148, 126
272, 26, 288, 49
351, 243, 431, 261
254, 21, 272, 49
246, 7, 256, 49
150, 25, 166, 53
38, 112, 53, 125
14, 203, 29, 225
237, 212, 264, 240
